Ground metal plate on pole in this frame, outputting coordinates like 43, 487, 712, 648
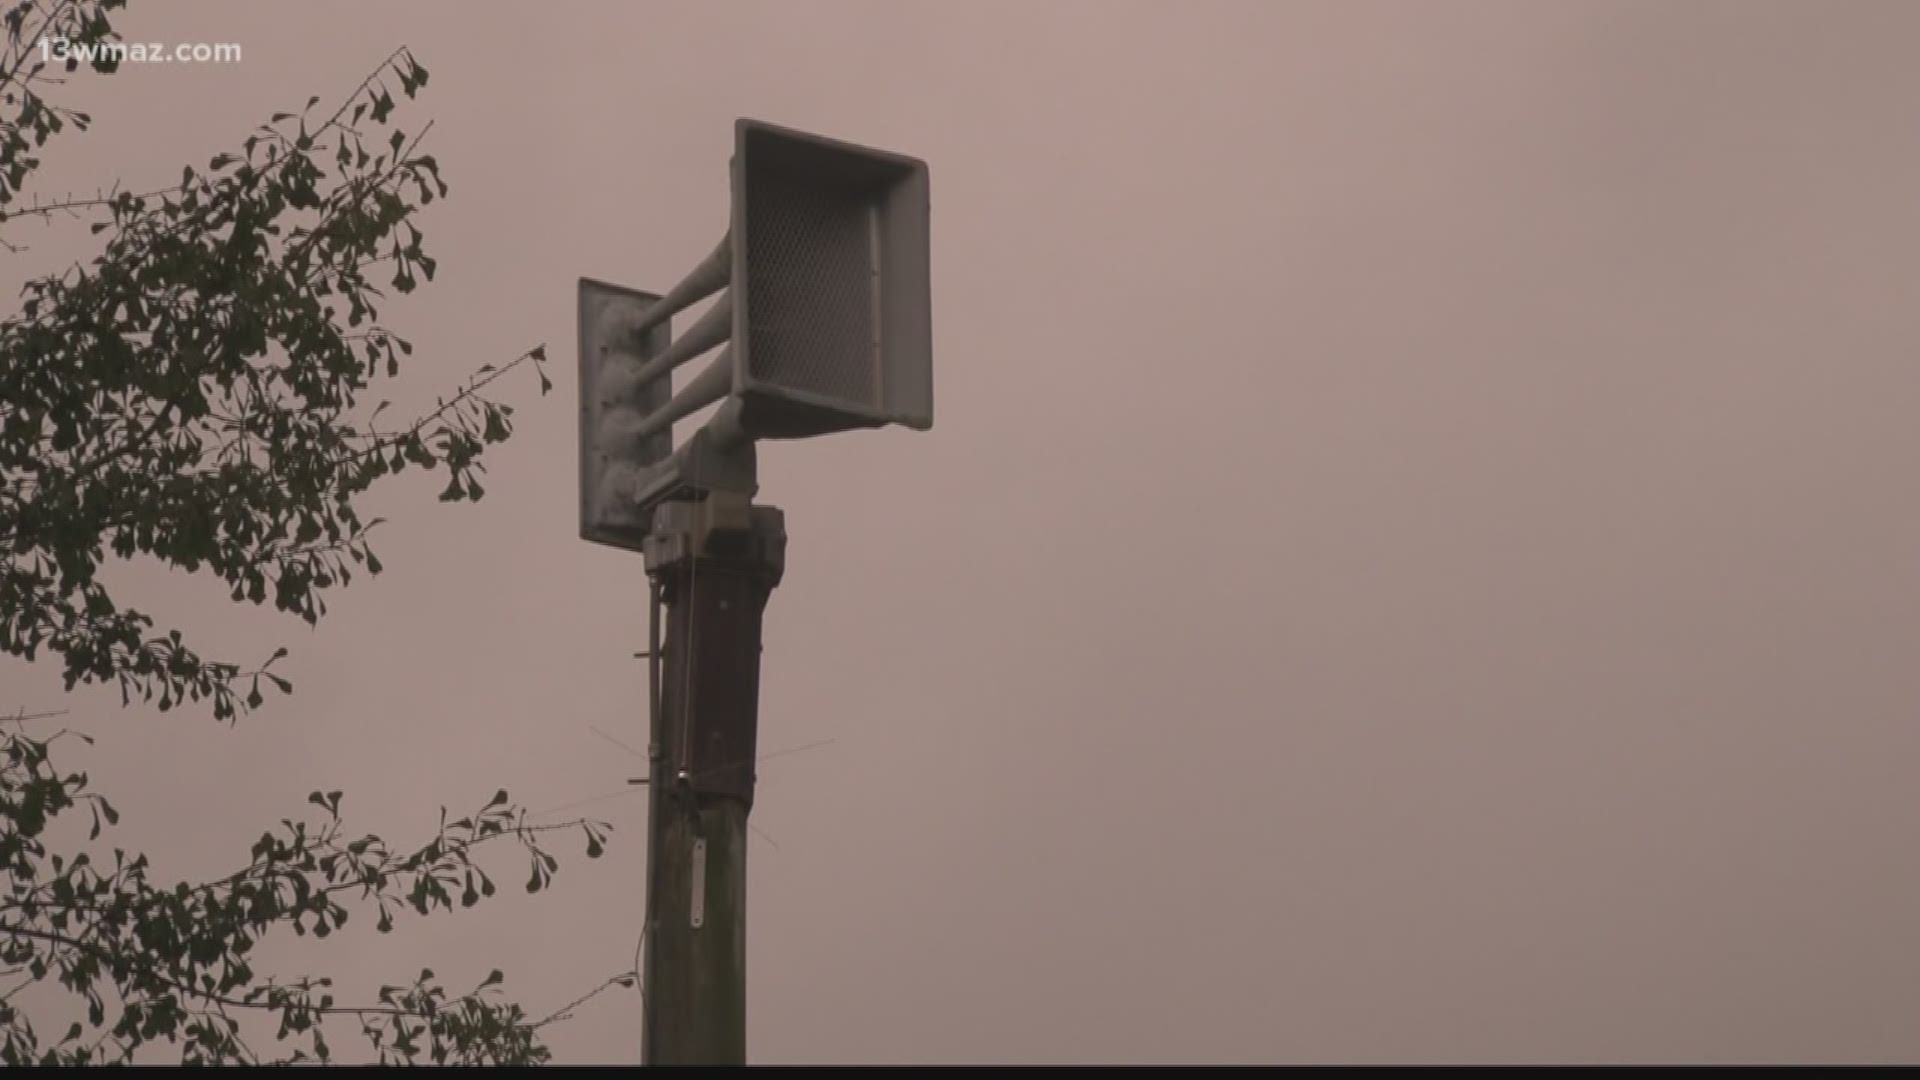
690, 838, 707, 929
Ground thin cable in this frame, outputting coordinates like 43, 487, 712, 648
675, 737, 840, 787
532, 786, 645, 819
589, 725, 645, 759
649, 579, 662, 758
638, 578, 665, 1063
675, 533, 699, 780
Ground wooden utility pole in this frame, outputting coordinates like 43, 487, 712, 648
639, 495, 785, 1065
577, 120, 930, 1068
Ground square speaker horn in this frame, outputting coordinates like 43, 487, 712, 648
730, 119, 932, 440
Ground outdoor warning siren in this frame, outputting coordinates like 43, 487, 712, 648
580, 119, 932, 551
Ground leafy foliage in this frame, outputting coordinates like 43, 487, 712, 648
0, 0, 117, 209
0, 721, 623, 1065
0, 1, 628, 1064
1, 0, 551, 719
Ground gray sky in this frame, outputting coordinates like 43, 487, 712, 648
8, 0, 1920, 1064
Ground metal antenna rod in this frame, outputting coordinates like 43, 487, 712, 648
639, 579, 665, 1062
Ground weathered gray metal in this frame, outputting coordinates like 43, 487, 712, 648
577, 278, 670, 552
728, 119, 932, 439
578, 120, 932, 550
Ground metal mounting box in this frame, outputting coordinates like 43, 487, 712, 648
579, 278, 671, 551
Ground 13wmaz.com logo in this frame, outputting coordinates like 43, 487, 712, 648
38, 36, 242, 64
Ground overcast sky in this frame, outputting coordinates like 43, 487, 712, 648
7, 0, 1920, 1064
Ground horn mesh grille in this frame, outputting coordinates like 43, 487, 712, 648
743, 170, 878, 407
